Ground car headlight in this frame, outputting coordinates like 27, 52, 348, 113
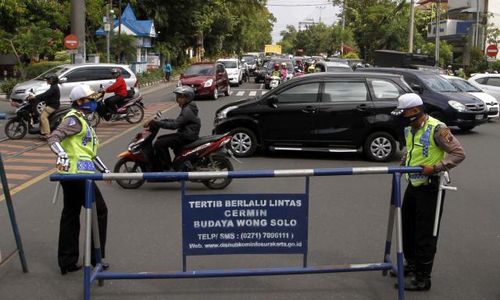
216, 105, 237, 120
204, 79, 213, 87
448, 100, 467, 112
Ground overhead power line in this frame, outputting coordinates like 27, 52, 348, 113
267, 3, 331, 6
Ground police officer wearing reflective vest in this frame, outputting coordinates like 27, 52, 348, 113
48, 84, 109, 275
393, 93, 465, 291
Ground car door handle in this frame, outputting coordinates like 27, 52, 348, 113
301, 107, 317, 114
356, 104, 368, 111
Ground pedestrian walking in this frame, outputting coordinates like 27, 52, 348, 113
393, 93, 465, 291
48, 84, 110, 275
164, 62, 173, 82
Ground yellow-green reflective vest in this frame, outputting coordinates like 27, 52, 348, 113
404, 116, 445, 186
59, 109, 99, 174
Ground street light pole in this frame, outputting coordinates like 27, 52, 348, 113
475, 0, 480, 48
408, 0, 415, 53
106, 2, 110, 63
340, 0, 346, 56
435, 0, 441, 67
316, 5, 326, 23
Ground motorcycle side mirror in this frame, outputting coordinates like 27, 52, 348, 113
266, 95, 278, 108
59, 77, 67, 84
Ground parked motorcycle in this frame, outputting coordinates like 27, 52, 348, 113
88, 87, 145, 127
269, 75, 281, 89
113, 112, 234, 189
4, 90, 70, 140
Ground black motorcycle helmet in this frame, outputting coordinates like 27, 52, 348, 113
173, 86, 195, 103
44, 73, 59, 85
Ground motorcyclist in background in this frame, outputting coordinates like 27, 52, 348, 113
28, 73, 60, 139
280, 62, 289, 81
103, 68, 128, 121
143, 86, 201, 171
271, 63, 281, 77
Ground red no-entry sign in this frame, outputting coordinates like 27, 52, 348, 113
486, 44, 498, 58
64, 34, 79, 50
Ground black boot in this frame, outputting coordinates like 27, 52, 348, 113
403, 276, 431, 291
390, 262, 415, 278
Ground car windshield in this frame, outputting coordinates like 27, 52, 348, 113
449, 78, 481, 92
34, 66, 69, 80
242, 56, 256, 64
185, 64, 214, 76
219, 61, 238, 69
420, 74, 458, 92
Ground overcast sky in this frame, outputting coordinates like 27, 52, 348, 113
266, 0, 342, 43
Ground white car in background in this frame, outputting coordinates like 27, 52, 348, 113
217, 58, 243, 86
443, 75, 499, 119
468, 73, 500, 102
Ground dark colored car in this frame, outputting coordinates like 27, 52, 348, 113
254, 61, 270, 84
178, 62, 230, 100
213, 72, 414, 162
360, 68, 488, 131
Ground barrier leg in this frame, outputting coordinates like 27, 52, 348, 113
0, 154, 28, 272
393, 173, 405, 300
91, 200, 104, 286
83, 180, 94, 300
382, 176, 396, 275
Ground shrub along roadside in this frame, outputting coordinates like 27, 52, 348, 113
0, 79, 22, 96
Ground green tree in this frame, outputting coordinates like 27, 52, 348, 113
421, 40, 453, 67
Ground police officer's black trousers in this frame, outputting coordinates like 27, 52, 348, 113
58, 180, 108, 269
153, 133, 190, 170
402, 179, 445, 279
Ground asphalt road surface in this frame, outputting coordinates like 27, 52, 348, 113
1, 80, 499, 300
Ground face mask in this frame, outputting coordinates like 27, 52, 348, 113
73, 100, 97, 113
400, 111, 424, 126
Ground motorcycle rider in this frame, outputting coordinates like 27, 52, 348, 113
271, 63, 281, 77
29, 73, 60, 139
280, 62, 289, 81
103, 68, 128, 121
144, 86, 200, 171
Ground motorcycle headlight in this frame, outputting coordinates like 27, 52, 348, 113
216, 105, 237, 120
204, 79, 213, 87
448, 100, 467, 112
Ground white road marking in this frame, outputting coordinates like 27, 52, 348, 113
249, 91, 257, 96
236, 91, 245, 96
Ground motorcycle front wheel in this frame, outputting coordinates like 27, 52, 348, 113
201, 155, 233, 190
125, 104, 144, 124
5, 119, 27, 140
113, 157, 145, 189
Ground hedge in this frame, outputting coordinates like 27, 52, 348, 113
0, 78, 22, 96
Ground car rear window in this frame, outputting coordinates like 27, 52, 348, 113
486, 77, 500, 87
276, 83, 320, 103
369, 79, 403, 100
185, 64, 214, 76
323, 81, 368, 102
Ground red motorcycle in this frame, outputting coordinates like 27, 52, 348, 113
113, 112, 234, 189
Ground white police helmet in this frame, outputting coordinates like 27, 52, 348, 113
392, 93, 424, 116
69, 84, 97, 102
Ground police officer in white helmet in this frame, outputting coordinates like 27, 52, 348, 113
48, 84, 110, 275
392, 93, 465, 291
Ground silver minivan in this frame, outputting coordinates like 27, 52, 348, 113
9, 63, 140, 107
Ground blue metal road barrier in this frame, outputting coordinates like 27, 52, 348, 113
50, 166, 422, 300
0, 153, 28, 272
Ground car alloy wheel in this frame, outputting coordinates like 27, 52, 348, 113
364, 131, 396, 162
212, 86, 219, 100
229, 127, 257, 157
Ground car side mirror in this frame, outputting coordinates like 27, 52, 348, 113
59, 77, 67, 84
410, 83, 423, 94
267, 95, 278, 108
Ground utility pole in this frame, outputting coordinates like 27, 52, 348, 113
408, 0, 415, 53
435, 0, 441, 67
117, 0, 122, 63
106, 1, 111, 63
474, 0, 480, 47
340, 0, 346, 56
70, 0, 85, 63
